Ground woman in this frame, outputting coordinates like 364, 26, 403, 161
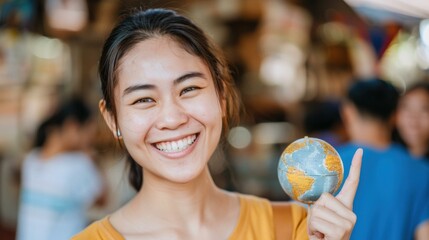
73, 8, 362, 239
395, 82, 429, 160
17, 98, 104, 240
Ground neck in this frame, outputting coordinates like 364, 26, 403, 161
409, 143, 428, 158
130, 166, 225, 224
349, 120, 391, 149
114, 166, 240, 239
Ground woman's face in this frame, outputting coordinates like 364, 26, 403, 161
396, 89, 429, 148
61, 118, 96, 152
103, 36, 224, 183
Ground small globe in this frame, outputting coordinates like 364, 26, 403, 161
278, 137, 344, 204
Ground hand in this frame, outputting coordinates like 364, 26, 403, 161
307, 148, 363, 240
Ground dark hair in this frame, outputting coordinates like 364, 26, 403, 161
304, 100, 342, 134
347, 78, 399, 121
34, 98, 93, 148
99, 8, 241, 191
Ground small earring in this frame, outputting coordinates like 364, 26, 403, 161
116, 129, 122, 138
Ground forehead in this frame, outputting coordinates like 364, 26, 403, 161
117, 36, 209, 81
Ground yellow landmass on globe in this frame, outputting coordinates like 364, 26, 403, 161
324, 154, 343, 190
286, 166, 315, 200
322, 144, 343, 190
283, 141, 306, 155
322, 142, 336, 154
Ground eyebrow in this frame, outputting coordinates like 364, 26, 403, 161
122, 71, 206, 97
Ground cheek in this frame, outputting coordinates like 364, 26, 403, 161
421, 115, 429, 133
118, 109, 155, 140
398, 108, 417, 122
396, 111, 408, 128
188, 95, 223, 125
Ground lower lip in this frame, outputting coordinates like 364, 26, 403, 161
153, 135, 199, 159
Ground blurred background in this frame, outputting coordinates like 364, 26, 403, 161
1, 0, 429, 238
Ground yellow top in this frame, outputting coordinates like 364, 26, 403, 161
72, 194, 308, 240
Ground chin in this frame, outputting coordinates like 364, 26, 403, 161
162, 165, 207, 184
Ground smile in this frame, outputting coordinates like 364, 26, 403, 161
154, 134, 197, 153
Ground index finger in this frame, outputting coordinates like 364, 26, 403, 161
336, 148, 363, 209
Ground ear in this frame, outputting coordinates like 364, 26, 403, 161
99, 99, 118, 139
341, 101, 354, 125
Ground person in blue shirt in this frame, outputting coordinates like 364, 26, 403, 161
338, 78, 429, 240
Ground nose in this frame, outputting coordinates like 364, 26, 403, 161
155, 99, 188, 130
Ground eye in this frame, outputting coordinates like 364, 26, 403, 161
132, 98, 155, 105
180, 86, 201, 96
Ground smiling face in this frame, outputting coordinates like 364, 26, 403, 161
396, 88, 429, 149
101, 36, 224, 183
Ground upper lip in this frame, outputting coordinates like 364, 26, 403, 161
151, 132, 199, 144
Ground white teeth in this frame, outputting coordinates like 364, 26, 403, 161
178, 140, 184, 149
155, 135, 197, 153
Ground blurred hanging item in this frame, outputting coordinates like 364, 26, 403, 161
45, 0, 88, 37
345, 0, 429, 21
368, 23, 401, 60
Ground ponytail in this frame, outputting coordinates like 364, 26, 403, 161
127, 153, 143, 191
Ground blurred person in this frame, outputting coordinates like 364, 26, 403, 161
339, 78, 429, 240
394, 82, 429, 160
73, 8, 363, 240
16, 97, 104, 240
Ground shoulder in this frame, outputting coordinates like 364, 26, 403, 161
388, 144, 414, 158
234, 193, 308, 225
23, 149, 41, 164
63, 152, 93, 163
271, 201, 307, 220
336, 143, 356, 152
72, 217, 124, 240
234, 193, 272, 218
271, 202, 308, 240
62, 152, 98, 171
228, 193, 276, 239
336, 143, 359, 159
390, 145, 429, 174
236, 193, 271, 206
411, 160, 429, 183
